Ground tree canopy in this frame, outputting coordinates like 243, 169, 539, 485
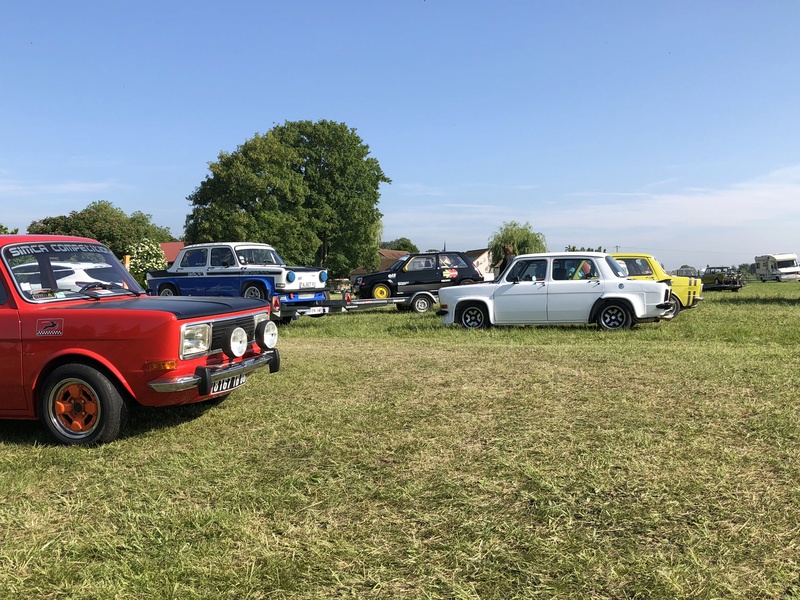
565, 244, 607, 252
0, 223, 19, 234
184, 120, 391, 277
27, 201, 174, 258
488, 221, 547, 265
381, 237, 419, 253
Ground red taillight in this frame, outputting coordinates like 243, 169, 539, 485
344, 292, 352, 304
271, 296, 280, 313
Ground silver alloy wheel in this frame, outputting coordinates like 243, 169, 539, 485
460, 304, 487, 329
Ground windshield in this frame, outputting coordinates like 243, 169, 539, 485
235, 246, 285, 266
389, 256, 410, 271
777, 259, 798, 269
3, 241, 143, 302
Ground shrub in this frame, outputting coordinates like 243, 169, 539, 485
128, 239, 167, 287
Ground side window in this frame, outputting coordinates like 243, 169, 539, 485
636, 259, 652, 275
0, 280, 6, 305
211, 247, 235, 267
181, 249, 208, 268
552, 260, 569, 280
506, 259, 547, 282
554, 258, 597, 280
439, 253, 468, 268
407, 256, 433, 271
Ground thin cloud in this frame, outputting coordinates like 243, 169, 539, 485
0, 179, 126, 196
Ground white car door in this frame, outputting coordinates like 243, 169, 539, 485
492, 259, 548, 324
546, 257, 603, 323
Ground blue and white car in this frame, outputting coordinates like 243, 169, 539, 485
436, 252, 673, 330
146, 242, 331, 323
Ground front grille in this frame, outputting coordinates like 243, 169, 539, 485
210, 315, 256, 352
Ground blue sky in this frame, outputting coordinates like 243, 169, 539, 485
2, 1, 799, 270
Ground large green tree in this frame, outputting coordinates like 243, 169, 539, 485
184, 120, 390, 277
381, 237, 419, 253
488, 221, 547, 266
27, 200, 174, 258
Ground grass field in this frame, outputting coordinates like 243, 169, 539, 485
2, 282, 800, 599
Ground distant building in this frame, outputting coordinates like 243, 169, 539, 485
465, 248, 492, 280
159, 242, 185, 266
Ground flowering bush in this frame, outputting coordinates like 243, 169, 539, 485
128, 239, 167, 287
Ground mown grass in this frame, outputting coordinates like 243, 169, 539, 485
2, 282, 800, 598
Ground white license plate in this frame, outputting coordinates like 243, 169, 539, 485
211, 373, 246, 394
305, 306, 324, 315
300, 281, 317, 288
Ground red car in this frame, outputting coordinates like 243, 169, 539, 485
0, 235, 280, 445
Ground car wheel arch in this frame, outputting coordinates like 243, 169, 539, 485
158, 283, 179, 296
33, 353, 135, 417
589, 297, 636, 324
242, 281, 268, 300
409, 292, 436, 313
371, 282, 394, 299
455, 300, 492, 329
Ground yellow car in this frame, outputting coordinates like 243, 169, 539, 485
612, 253, 703, 318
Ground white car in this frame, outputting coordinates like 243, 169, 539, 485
437, 252, 673, 330
12, 261, 121, 293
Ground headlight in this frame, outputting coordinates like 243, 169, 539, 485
223, 326, 248, 358
286, 271, 296, 283
255, 320, 279, 349
181, 323, 210, 359
320, 271, 328, 282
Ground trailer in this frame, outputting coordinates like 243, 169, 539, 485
336, 290, 440, 314
754, 253, 800, 282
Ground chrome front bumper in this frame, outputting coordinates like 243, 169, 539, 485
148, 349, 280, 394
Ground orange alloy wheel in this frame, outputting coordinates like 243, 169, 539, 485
53, 380, 100, 434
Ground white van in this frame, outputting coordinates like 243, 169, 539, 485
754, 253, 800, 282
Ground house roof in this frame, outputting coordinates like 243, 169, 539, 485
159, 242, 185, 263
350, 249, 410, 278
465, 248, 490, 259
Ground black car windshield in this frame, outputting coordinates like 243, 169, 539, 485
3, 241, 143, 302
389, 256, 411, 271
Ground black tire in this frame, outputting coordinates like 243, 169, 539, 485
243, 283, 266, 300
159, 284, 178, 296
664, 293, 681, 319
39, 364, 127, 445
596, 302, 633, 330
459, 279, 474, 285
372, 283, 391, 299
457, 303, 489, 329
411, 295, 433, 313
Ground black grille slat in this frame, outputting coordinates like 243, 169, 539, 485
210, 315, 256, 352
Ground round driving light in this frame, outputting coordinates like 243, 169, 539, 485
286, 271, 296, 283
256, 320, 279, 349
320, 271, 328, 282
223, 326, 248, 358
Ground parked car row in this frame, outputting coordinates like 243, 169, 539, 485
0, 234, 748, 445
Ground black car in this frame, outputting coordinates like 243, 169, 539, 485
354, 252, 484, 309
